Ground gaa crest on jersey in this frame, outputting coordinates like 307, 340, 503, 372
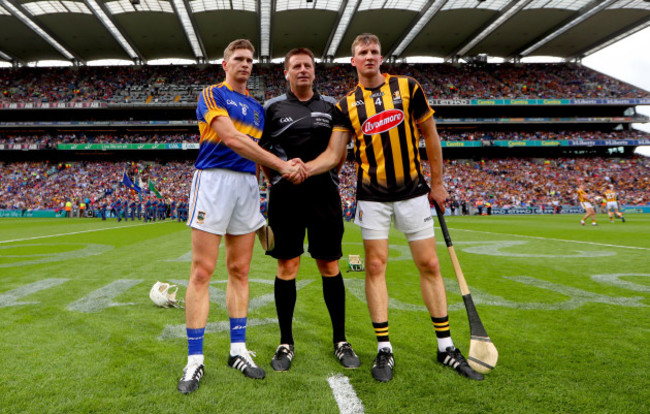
361, 109, 404, 135
253, 110, 260, 126
197, 210, 206, 224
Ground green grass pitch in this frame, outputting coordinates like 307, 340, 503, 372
1, 214, 648, 413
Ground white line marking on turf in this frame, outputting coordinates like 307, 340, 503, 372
328, 373, 364, 414
452, 228, 650, 251
0, 221, 173, 244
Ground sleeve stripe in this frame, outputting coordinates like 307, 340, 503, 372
202, 88, 213, 111
206, 86, 218, 110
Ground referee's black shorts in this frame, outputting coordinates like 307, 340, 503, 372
266, 179, 343, 261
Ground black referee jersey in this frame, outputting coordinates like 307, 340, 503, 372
260, 89, 340, 187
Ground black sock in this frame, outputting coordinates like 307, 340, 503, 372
322, 272, 346, 344
373, 321, 389, 343
431, 315, 451, 339
274, 277, 296, 345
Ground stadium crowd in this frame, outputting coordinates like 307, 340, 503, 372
2, 129, 647, 147
435, 157, 650, 211
439, 129, 649, 141
2, 63, 648, 105
0, 161, 192, 213
2, 157, 648, 215
0, 132, 199, 148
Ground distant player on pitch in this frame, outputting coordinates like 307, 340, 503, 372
603, 184, 626, 223
259, 47, 360, 372
178, 39, 306, 394
305, 33, 483, 382
578, 185, 598, 226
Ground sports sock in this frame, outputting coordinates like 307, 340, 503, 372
373, 321, 390, 346
229, 317, 247, 355
274, 277, 296, 345
188, 354, 204, 366
431, 315, 454, 352
377, 341, 392, 352
187, 327, 205, 358
322, 273, 346, 344
230, 342, 247, 356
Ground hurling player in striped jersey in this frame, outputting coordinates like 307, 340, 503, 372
603, 184, 626, 223
578, 185, 598, 226
304, 33, 483, 383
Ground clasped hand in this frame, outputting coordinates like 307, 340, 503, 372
281, 158, 308, 184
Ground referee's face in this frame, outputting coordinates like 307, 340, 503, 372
285, 54, 315, 90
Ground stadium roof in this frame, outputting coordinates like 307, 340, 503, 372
0, 0, 650, 65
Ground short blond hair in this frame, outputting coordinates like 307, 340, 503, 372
223, 39, 255, 61
351, 33, 381, 56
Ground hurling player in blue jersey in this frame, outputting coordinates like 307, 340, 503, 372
177, 39, 306, 395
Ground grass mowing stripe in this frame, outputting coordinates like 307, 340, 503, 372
452, 227, 650, 251
0, 220, 174, 244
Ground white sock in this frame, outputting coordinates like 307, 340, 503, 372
230, 342, 247, 356
437, 337, 454, 352
377, 341, 392, 353
188, 354, 204, 366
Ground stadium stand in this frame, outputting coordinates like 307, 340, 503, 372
1, 63, 649, 217
1, 63, 649, 105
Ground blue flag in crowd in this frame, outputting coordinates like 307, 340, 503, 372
122, 172, 142, 193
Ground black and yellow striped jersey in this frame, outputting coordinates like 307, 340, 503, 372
333, 73, 434, 202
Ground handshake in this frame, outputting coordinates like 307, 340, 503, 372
280, 158, 310, 184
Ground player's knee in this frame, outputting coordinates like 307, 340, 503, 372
417, 255, 440, 275
227, 261, 251, 279
365, 256, 387, 277
191, 262, 215, 285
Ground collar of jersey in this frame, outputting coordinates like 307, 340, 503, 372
287, 87, 319, 102
359, 73, 390, 91
220, 81, 250, 97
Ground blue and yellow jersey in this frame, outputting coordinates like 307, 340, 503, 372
195, 82, 264, 173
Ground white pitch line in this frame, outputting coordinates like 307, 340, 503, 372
328, 373, 364, 414
0, 221, 174, 244
452, 228, 650, 251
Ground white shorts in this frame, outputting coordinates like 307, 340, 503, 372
187, 169, 265, 236
355, 194, 435, 241
581, 202, 593, 210
606, 201, 618, 211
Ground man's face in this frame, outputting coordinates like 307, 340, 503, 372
285, 54, 315, 89
223, 48, 254, 83
351, 41, 382, 77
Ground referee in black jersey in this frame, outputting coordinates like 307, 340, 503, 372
259, 47, 360, 372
